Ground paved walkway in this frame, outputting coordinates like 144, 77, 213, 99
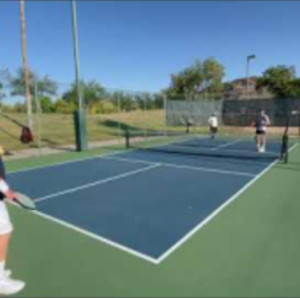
3, 138, 125, 161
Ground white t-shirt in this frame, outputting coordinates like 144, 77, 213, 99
208, 116, 218, 128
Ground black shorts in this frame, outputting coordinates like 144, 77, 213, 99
210, 127, 218, 133
0, 157, 6, 201
256, 130, 266, 135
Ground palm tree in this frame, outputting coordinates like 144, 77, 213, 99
20, 0, 32, 129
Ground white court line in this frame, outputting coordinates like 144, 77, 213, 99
35, 163, 160, 204
7, 148, 134, 175
210, 140, 279, 156
101, 156, 157, 165
9, 143, 298, 265
145, 144, 280, 166
156, 159, 278, 263
167, 138, 280, 156
30, 209, 159, 264
6, 133, 201, 175
155, 142, 299, 264
211, 139, 241, 150
102, 156, 256, 178
10, 143, 299, 266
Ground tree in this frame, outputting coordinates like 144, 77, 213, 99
153, 93, 164, 109
0, 81, 5, 103
168, 60, 203, 100
54, 99, 76, 114
62, 80, 107, 109
166, 58, 225, 100
256, 65, 298, 98
39, 96, 55, 113
202, 58, 224, 94
288, 78, 300, 98
8, 68, 57, 98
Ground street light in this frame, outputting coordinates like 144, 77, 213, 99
71, 0, 87, 151
246, 54, 256, 97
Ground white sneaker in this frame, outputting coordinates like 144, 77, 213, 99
4, 270, 11, 277
0, 276, 25, 295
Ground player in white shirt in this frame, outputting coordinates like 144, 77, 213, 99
0, 156, 25, 295
208, 113, 219, 139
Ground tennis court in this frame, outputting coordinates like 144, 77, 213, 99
4, 134, 300, 297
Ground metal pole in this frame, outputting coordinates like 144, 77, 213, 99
71, 0, 82, 111
246, 54, 256, 99
117, 92, 121, 143
246, 58, 250, 96
71, 0, 87, 151
33, 79, 42, 157
163, 94, 167, 136
20, 1, 33, 129
144, 94, 147, 138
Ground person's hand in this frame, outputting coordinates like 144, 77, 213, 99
3, 189, 16, 201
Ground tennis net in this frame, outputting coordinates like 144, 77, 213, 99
124, 129, 290, 162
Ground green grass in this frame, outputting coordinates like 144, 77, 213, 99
0, 110, 165, 152
1, 111, 298, 153
2, 142, 299, 297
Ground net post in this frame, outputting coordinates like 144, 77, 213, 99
125, 128, 130, 149
117, 91, 121, 144
280, 130, 289, 164
163, 94, 167, 136
74, 110, 87, 151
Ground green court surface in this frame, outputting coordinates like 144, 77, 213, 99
4, 143, 300, 297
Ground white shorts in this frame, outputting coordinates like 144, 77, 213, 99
0, 201, 13, 235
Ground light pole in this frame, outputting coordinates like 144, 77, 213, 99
246, 54, 256, 97
20, 0, 33, 129
71, 0, 87, 151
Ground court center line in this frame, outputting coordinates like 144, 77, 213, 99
34, 163, 161, 204
211, 139, 241, 150
102, 156, 256, 177
101, 156, 157, 165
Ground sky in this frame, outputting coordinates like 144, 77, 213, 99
1, 0, 300, 95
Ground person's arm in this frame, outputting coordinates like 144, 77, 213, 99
0, 177, 15, 200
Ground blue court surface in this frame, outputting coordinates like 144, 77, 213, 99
6, 137, 281, 263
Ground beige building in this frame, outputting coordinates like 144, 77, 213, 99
223, 77, 274, 100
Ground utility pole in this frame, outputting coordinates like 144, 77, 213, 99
246, 54, 256, 98
20, 0, 33, 129
71, 0, 87, 151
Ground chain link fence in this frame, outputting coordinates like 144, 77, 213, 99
0, 79, 165, 155
165, 94, 300, 138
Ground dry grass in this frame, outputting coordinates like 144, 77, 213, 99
0, 110, 165, 151
0, 110, 298, 152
